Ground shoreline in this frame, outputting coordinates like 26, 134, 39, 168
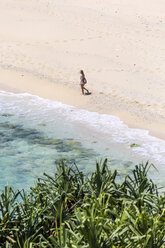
0, 0, 165, 142
0, 66, 165, 141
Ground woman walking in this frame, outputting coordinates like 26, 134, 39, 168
80, 70, 89, 95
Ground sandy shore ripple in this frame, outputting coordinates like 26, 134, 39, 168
0, 0, 165, 139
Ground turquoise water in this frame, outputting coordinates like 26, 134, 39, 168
0, 118, 97, 190
0, 91, 165, 190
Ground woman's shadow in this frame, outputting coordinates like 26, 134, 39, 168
85, 92, 92, 95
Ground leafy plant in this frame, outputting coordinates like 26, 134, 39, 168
0, 160, 164, 247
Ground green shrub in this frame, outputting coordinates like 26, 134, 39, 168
0, 160, 164, 247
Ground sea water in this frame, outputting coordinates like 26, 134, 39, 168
0, 90, 165, 190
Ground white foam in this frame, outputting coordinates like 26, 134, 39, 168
0, 90, 165, 167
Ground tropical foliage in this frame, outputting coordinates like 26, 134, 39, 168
0, 160, 165, 247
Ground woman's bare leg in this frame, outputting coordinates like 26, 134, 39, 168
81, 85, 84, 95
83, 86, 89, 93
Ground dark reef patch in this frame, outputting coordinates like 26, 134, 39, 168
0, 121, 98, 162
1, 113, 14, 117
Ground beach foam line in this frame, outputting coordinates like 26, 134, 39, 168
0, 90, 165, 169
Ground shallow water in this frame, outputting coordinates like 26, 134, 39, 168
0, 91, 165, 190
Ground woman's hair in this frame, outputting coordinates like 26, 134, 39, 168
80, 70, 84, 77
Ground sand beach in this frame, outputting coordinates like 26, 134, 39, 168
1, 2, 165, 244
0, 0, 165, 139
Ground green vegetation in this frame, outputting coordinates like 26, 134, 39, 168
38, 123, 47, 127
130, 143, 140, 148
0, 160, 165, 247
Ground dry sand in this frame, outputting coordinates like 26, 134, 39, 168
0, 0, 165, 139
